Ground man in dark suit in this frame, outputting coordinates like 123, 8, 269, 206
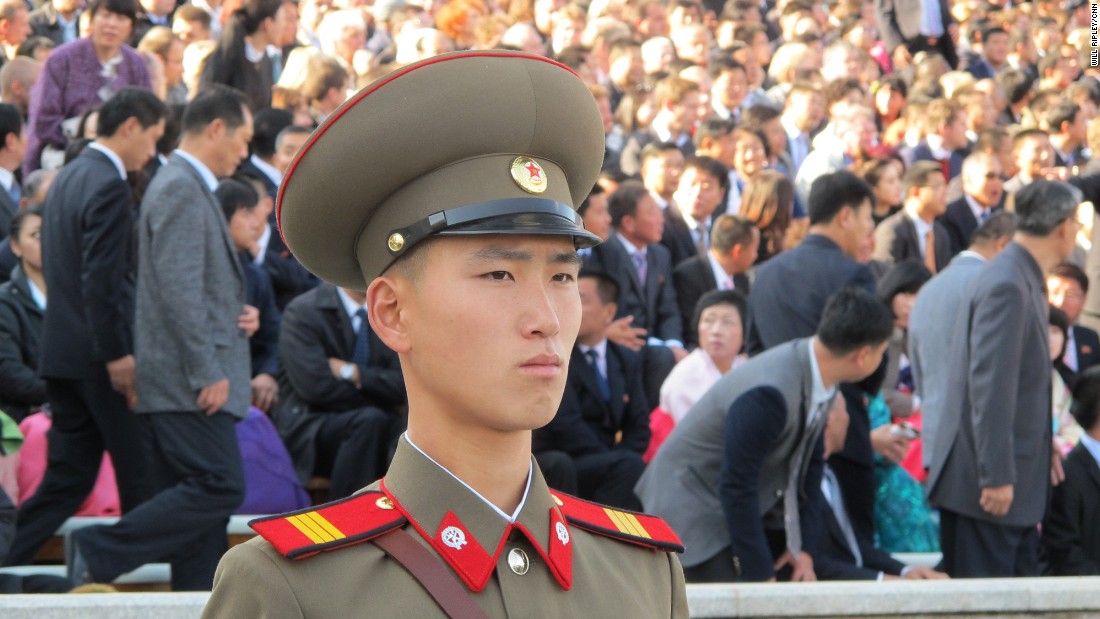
586, 179, 685, 357
1048, 263, 1100, 377
1048, 101, 1088, 169
637, 288, 894, 582
874, 0, 957, 69
0, 103, 22, 247
899, 99, 969, 181
672, 214, 757, 348
29, 0, 80, 47
814, 395, 946, 581
873, 161, 953, 273
237, 107, 292, 201
661, 156, 728, 268
2, 89, 166, 567
534, 271, 649, 511
745, 170, 877, 355
273, 283, 406, 499
1003, 129, 1053, 201
928, 180, 1081, 578
940, 151, 1005, 257
1042, 367, 1100, 575
64, 86, 253, 591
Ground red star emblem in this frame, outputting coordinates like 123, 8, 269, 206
525, 162, 542, 180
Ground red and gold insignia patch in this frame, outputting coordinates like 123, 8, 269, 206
250, 490, 406, 560
550, 491, 684, 553
510, 156, 547, 194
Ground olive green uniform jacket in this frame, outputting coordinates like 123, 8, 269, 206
202, 439, 688, 618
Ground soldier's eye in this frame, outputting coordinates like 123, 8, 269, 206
552, 273, 576, 283
484, 271, 513, 281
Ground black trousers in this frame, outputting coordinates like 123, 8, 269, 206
682, 529, 789, 583
314, 407, 403, 499
4, 376, 155, 567
575, 450, 645, 511
940, 508, 1040, 578
75, 411, 244, 591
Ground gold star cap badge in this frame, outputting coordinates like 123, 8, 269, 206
510, 156, 547, 194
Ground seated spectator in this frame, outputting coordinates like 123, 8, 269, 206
659, 289, 748, 425
24, 0, 152, 174
795, 105, 877, 206
1049, 306, 1080, 451
639, 140, 684, 211
663, 155, 728, 267
0, 207, 46, 422
637, 287, 894, 582
672, 214, 757, 346
0, 102, 24, 245
1042, 365, 1100, 575
1004, 128, 1053, 199
577, 184, 611, 247
1048, 263, 1100, 377
898, 98, 969, 182
198, 0, 286, 111
533, 270, 650, 511
857, 158, 903, 226
873, 161, 952, 273
940, 151, 1005, 257
272, 281, 407, 499
618, 76, 700, 177
215, 177, 281, 413
814, 393, 946, 580
29, 0, 82, 47
1048, 100, 1087, 169
739, 169, 795, 264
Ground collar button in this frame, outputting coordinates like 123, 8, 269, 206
508, 548, 529, 575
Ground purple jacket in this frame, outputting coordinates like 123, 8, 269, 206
24, 38, 151, 175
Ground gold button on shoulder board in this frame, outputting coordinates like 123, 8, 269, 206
376, 496, 395, 510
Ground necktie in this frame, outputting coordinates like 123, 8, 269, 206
352, 308, 371, 365
694, 221, 709, 256
8, 181, 20, 206
784, 398, 830, 558
822, 466, 863, 567
924, 228, 937, 274
584, 349, 610, 401
978, 208, 990, 224
938, 157, 951, 180
632, 250, 648, 285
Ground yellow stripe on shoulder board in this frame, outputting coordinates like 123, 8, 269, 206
602, 508, 651, 539
287, 511, 346, 544
304, 511, 346, 541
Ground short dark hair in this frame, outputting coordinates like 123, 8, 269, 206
1014, 180, 1080, 236
711, 214, 757, 253
640, 140, 682, 166
87, 0, 138, 23
995, 68, 1032, 106
174, 4, 212, 28
1047, 100, 1080, 134
739, 103, 781, 129
9, 203, 40, 240
1071, 365, 1100, 430
1012, 128, 1049, 151
683, 155, 729, 194
692, 289, 746, 337
807, 170, 874, 225
1050, 262, 1089, 293
96, 87, 168, 138
877, 260, 932, 314
902, 160, 943, 197
608, 180, 649, 228
0, 102, 21, 148
694, 118, 734, 149
215, 176, 259, 222
250, 107, 293, 159
182, 84, 250, 135
578, 184, 605, 217
817, 287, 895, 355
707, 57, 746, 81
970, 211, 1017, 247
579, 268, 620, 305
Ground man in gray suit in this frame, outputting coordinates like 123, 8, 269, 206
928, 180, 1081, 578
66, 85, 255, 591
908, 212, 1016, 471
636, 288, 894, 582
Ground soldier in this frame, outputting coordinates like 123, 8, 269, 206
202, 51, 688, 617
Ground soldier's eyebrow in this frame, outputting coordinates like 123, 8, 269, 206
551, 251, 583, 267
470, 246, 534, 262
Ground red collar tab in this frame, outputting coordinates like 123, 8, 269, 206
429, 512, 497, 592
550, 491, 685, 553
512, 507, 573, 590
249, 490, 406, 560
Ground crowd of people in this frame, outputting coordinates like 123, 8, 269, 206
0, 0, 1097, 595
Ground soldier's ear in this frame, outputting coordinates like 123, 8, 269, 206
367, 276, 411, 354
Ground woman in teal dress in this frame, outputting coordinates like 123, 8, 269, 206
874, 261, 939, 553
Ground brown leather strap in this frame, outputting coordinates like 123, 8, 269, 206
373, 528, 491, 619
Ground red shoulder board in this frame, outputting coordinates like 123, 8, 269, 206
550, 491, 684, 553
250, 490, 406, 560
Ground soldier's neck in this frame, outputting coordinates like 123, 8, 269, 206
406, 419, 532, 516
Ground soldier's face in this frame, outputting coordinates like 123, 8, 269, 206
396, 235, 582, 434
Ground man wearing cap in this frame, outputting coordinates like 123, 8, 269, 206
203, 51, 688, 617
